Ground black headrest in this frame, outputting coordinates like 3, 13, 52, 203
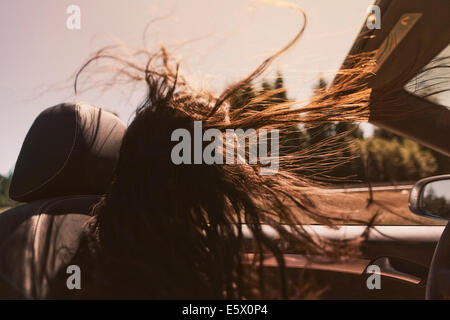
9, 103, 126, 202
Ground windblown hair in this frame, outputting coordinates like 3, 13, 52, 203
62, 6, 379, 299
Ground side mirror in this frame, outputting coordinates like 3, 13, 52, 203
409, 175, 450, 221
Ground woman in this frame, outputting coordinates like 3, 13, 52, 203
50, 8, 376, 299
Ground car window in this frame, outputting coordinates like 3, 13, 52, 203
404, 43, 450, 109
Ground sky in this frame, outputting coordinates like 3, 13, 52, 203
0, 0, 374, 175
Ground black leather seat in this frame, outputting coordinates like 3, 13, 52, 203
0, 102, 126, 299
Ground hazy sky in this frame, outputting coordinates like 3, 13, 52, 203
0, 0, 374, 175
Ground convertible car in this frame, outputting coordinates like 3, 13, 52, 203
0, 0, 449, 299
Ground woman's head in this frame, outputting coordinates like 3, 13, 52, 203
71, 6, 377, 299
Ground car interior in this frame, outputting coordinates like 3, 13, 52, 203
0, 0, 449, 300
0, 102, 126, 298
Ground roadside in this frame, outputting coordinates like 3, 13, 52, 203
308, 189, 445, 226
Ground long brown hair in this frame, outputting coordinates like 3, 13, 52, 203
64, 5, 377, 299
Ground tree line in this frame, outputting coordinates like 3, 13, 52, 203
229, 72, 449, 185
1, 73, 448, 207
0, 172, 13, 207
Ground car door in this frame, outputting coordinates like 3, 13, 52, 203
247, 186, 446, 299
305, 221, 445, 299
